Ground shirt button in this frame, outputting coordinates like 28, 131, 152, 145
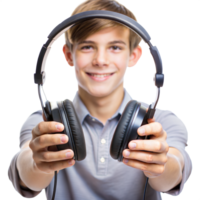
92, 118, 95, 121
100, 157, 105, 163
101, 139, 106, 144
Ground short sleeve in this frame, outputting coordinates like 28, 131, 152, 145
156, 108, 194, 197
8, 152, 42, 197
6, 109, 43, 199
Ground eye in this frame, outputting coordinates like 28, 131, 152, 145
81, 46, 122, 50
81, 46, 91, 49
112, 46, 122, 50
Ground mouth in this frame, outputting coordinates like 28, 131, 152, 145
86, 72, 115, 77
85, 72, 115, 81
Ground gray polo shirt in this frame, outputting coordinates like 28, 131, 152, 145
8, 89, 192, 200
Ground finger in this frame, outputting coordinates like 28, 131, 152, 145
123, 150, 168, 165
128, 140, 169, 153
30, 134, 68, 152
137, 122, 164, 138
33, 149, 74, 163
123, 158, 149, 172
123, 149, 154, 163
32, 121, 64, 138
36, 159, 75, 173
123, 159, 165, 176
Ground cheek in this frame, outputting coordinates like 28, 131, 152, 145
73, 53, 91, 73
111, 53, 129, 71
116, 59, 127, 69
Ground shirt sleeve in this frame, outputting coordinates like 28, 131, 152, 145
155, 109, 192, 196
8, 110, 43, 198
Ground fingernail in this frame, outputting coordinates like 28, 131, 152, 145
56, 124, 64, 130
66, 152, 72, 158
69, 159, 74, 165
138, 128, 145, 135
123, 159, 128, 163
125, 151, 130, 156
61, 135, 67, 143
130, 142, 136, 149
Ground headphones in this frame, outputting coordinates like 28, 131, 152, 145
34, 10, 164, 200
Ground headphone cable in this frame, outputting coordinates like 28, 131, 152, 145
143, 177, 149, 200
51, 171, 57, 200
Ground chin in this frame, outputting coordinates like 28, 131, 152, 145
88, 87, 119, 98
90, 88, 111, 98
78, 78, 123, 98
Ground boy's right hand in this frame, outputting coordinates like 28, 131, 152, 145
29, 121, 75, 174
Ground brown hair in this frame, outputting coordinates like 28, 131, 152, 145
65, 0, 141, 53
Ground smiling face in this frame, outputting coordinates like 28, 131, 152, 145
61, 27, 144, 117
62, 27, 143, 98
76, 28, 129, 97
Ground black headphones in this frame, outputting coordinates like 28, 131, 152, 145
34, 10, 164, 200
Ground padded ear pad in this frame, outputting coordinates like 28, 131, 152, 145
50, 100, 86, 161
62, 99, 86, 161
110, 100, 146, 161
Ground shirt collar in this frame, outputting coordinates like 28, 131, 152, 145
73, 88, 132, 124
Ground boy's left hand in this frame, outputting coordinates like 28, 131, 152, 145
122, 118, 169, 179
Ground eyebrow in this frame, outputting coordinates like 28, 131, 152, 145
78, 40, 127, 45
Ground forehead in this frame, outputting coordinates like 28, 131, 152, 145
72, 26, 130, 51
78, 26, 130, 45
87, 26, 130, 39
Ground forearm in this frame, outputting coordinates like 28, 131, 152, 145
16, 143, 54, 191
148, 147, 184, 192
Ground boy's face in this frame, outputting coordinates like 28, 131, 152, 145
63, 26, 142, 98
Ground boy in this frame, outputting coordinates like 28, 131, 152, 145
8, 0, 192, 199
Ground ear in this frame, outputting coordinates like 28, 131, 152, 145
63, 44, 74, 66
128, 45, 142, 67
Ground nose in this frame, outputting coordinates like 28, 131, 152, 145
92, 48, 109, 67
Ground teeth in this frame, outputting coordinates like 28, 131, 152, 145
90, 73, 111, 77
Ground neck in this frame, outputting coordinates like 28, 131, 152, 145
78, 84, 124, 125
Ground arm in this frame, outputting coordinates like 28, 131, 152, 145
123, 118, 186, 192
148, 147, 184, 192
16, 140, 54, 191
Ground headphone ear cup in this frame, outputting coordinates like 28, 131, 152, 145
110, 100, 138, 160
63, 99, 86, 161
110, 100, 146, 161
50, 100, 86, 161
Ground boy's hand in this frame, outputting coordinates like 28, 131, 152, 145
122, 118, 169, 178
29, 121, 75, 174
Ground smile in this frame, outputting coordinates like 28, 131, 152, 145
86, 72, 115, 81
